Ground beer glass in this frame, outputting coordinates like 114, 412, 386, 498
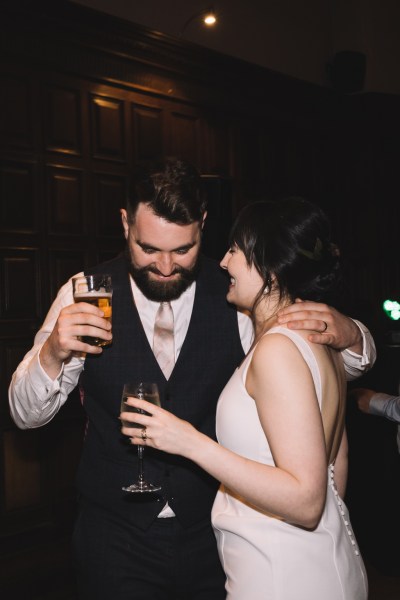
72, 274, 112, 347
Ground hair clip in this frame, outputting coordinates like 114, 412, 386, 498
298, 237, 323, 261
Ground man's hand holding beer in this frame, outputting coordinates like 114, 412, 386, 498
40, 301, 112, 380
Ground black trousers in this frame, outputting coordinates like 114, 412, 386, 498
72, 500, 226, 600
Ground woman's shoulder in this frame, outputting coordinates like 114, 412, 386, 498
252, 326, 308, 366
258, 325, 312, 351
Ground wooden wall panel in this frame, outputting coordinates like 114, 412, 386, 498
1, 249, 40, 320
168, 111, 200, 166
90, 94, 126, 162
46, 166, 85, 234
0, 74, 33, 150
94, 172, 127, 238
44, 85, 82, 156
132, 102, 164, 161
0, 161, 37, 232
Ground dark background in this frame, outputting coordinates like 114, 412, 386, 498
1, 1, 399, 597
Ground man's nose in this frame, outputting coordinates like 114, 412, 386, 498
157, 253, 174, 275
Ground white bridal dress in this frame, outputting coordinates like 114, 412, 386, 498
212, 327, 368, 600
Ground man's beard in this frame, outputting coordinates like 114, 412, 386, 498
125, 247, 201, 302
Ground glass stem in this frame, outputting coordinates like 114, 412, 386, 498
137, 445, 145, 482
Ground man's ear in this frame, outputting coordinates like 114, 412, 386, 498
201, 211, 208, 230
120, 209, 129, 239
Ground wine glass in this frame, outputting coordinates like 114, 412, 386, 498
120, 382, 162, 493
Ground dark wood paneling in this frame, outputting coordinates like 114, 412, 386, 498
132, 101, 164, 161
46, 166, 85, 235
0, 74, 32, 150
94, 172, 128, 238
44, 85, 82, 156
90, 94, 126, 162
167, 110, 200, 166
0, 160, 37, 232
0, 248, 41, 320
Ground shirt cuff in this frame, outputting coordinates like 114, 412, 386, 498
342, 319, 373, 367
29, 351, 64, 399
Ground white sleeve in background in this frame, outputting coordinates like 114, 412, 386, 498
341, 319, 377, 381
369, 392, 400, 424
8, 274, 85, 429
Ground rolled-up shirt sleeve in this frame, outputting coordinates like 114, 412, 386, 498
341, 319, 376, 381
8, 275, 85, 429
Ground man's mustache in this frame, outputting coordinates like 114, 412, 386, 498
144, 265, 187, 277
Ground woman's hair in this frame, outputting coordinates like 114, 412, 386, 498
229, 197, 342, 308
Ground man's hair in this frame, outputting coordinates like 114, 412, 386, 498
126, 157, 207, 224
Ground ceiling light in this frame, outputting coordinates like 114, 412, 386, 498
180, 7, 218, 37
204, 11, 217, 26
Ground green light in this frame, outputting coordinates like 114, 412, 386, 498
383, 299, 400, 321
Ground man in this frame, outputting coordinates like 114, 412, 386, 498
9, 158, 376, 599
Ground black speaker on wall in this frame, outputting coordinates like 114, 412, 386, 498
328, 50, 366, 94
201, 175, 233, 261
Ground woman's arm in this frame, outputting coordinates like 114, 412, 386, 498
122, 333, 328, 529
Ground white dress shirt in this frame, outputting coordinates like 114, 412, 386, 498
9, 271, 375, 430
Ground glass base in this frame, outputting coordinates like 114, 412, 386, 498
122, 481, 162, 493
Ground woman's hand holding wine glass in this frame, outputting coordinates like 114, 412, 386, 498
121, 393, 200, 460
120, 382, 162, 493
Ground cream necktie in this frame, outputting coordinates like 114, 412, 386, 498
153, 302, 175, 379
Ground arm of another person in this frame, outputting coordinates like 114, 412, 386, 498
9, 274, 111, 429
122, 333, 328, 529
277, 299, 376, 380
351, 388, 400, 424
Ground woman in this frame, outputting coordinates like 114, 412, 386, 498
122, 198, 368, 600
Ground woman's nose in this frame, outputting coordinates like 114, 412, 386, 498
220, 251, 230, 270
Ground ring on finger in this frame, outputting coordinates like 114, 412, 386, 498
141, 427, 147, 442
321, 321, 328, 332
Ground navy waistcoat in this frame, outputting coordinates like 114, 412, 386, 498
77, 254, 244, 529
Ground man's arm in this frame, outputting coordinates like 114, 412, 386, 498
277, 300, 376, 380
8, 278, 85, 429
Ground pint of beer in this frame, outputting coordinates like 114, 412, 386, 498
72, 274, 112, 347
